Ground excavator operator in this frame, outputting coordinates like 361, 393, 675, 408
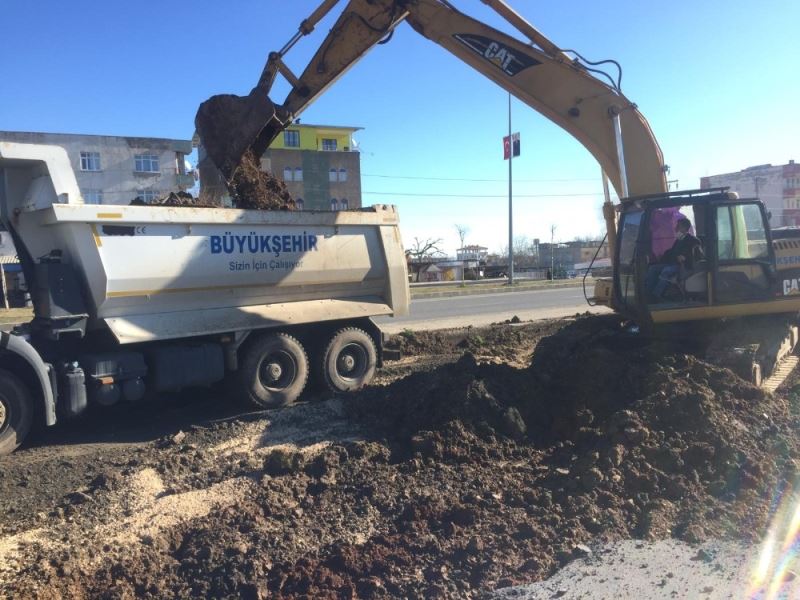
647, 218, 704, 302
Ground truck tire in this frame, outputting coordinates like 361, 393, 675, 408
0, 369, 33, 455
319, 328, 377, 393
238, 333, 309, 409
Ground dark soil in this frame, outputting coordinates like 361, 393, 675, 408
2, 316, 799, 599
229, 150, 295, 211
131, 191, 220, 208
130, 156, 296, 211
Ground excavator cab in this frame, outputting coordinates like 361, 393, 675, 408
614, 188, 779, 327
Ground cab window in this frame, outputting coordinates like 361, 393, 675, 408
619, 210, 642, 265
716, 204, 768, 261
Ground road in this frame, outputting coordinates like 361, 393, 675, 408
376, 286, 610, 333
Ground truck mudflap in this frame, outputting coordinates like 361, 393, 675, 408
0, 332, 56, 426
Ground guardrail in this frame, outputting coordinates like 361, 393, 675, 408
409, 276, 587, 288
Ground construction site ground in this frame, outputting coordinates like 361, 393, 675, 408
2, 315, 800, 599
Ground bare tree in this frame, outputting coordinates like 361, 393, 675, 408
454, 224, 469, 250
499, 235, 539, 268
406, 237, 444, 282
454, 224, 470, 282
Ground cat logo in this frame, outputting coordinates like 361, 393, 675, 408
453, 33, 541, 76
783, 279, 800, 295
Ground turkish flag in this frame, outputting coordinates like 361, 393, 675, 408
503, 133, 520, 160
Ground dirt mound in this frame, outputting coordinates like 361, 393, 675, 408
131, 190, 221, 208
3, 316, 799, 599
384, 320, 564, 363
129, 153, 295, 211
230, 150, 295, 211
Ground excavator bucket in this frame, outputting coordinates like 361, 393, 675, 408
194, 86, 289, 181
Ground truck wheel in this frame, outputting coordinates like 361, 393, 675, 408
239, 333, 309, 409
320, 328, 377, 393
0, 370, 33, 455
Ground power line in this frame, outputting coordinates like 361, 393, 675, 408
361, 173, 600, 183
363, 190, 605, 198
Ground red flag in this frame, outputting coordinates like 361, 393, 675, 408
503, 133, 520, 160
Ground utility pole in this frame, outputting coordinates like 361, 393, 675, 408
550, 224, 556, 281
507, 93, 514, 286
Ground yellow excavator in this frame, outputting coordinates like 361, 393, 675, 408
195, 0, 800, 388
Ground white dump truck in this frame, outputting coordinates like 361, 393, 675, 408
0, 142, 410, 454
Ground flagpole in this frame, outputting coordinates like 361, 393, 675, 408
507, 93, 514, 286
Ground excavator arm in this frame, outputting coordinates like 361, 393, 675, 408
195, 0, 668, 199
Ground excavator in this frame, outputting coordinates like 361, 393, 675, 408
195, 0, 800, 389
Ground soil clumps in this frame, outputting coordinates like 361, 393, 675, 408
229, 150, 295, 210
129, 152, 294, 210
2, 316, 799, 599
130, 190, 220, 208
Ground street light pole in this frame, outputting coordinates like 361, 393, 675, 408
507, 93, 514, 286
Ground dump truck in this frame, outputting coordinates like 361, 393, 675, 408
0, 141, 410, 454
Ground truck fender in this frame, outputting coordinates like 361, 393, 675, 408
0, 332, 56, 426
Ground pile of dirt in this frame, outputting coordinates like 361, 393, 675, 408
229, 150, 295, 211
130, 191, 221, 208
384, 320, 565, 365
2, 316, 799, 599
129, 153, 295, 211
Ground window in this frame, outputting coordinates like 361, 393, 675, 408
134, 154, 160, 173
82, 189, 103, 204
340, 198, 349, 210
322, 138, 337, 151
330, 198, 338, 211
329, 168, 337, 182
80, 151, 101, 171
716, 207, 733, 260
136, 189, 159, 203
716, 204, 768, 260
338, 168, 347, 182
284, 130, 300, 147
618, 210, 642, 266
296, 198, 304, 210
282, 167, 302, 182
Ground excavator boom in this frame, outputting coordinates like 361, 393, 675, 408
195, 0, 668, 198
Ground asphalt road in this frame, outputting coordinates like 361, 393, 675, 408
376, 286, 610, 333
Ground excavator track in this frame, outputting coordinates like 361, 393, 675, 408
701, 317, 800, 391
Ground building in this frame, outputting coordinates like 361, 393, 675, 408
537, 240, 608, 272
456, 245, 489, 262
196, 123, 363, 210
0, 131, 194, 205
263, 124, 362, 210
700, 160, 800, 227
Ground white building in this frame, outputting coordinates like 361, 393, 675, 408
701, 160, 800, 227
456, 245, 489, 262
0, 131, 194, 205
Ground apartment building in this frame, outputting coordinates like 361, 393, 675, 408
0, 131, 194, 204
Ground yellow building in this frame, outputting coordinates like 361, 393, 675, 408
263, 123, 363, 211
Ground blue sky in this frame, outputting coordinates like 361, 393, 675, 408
1, 1, 798, 254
